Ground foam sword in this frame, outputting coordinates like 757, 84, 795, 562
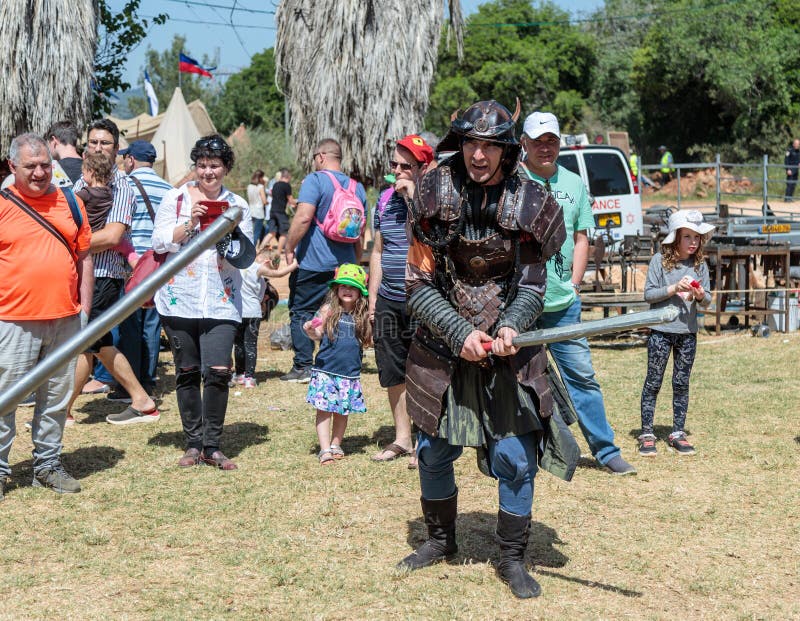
481, 306, 680, 351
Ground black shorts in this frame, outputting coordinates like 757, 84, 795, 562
86, 277, 124, 353
268, 211, 290, 236
373, 295, 417, 388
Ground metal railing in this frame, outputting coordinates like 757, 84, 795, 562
638, 154, 798, 221
0, 205, 243, 415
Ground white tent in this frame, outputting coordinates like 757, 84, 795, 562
150, 87, 203, 186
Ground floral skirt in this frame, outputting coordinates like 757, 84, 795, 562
306, 370, 366, 415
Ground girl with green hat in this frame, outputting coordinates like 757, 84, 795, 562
303, 264, 372, 465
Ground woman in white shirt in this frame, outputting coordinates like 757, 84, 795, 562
151, 134, 253, 471
246, 169, 268, 246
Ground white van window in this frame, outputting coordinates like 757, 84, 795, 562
583, 152, 630, 196
557, 153, 580, 177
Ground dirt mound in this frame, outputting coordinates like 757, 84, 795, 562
644, 168, 753, 198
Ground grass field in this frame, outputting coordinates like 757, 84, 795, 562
3, 309, 799, 620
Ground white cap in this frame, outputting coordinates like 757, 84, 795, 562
662, 209, 715, 245
522, 112, 560, 140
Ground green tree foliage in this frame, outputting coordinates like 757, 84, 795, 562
587, 0, 650, 144
127, 35, 217, 116
629, 0, 800, 160
94, 1, 166, 116
207, 49, 285, 136
425, 0, 596, 135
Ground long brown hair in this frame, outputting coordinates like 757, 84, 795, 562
323, 286, 372, 347
661, 229, 707, 272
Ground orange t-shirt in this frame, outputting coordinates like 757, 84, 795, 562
0, 187, 91, 320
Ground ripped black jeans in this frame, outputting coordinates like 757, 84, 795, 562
161, 316, 238, 454
640, 330, 697, 435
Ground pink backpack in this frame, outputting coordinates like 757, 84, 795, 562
315, 170, 365, 243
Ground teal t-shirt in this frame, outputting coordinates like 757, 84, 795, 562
521, 163, 594, 312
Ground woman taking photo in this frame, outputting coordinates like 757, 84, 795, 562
151, 134, 253, 470
246, 169, 268, 247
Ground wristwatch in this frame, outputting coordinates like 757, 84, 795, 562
571, 282, 581, 294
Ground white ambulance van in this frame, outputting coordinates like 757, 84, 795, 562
556, 144, 643, 244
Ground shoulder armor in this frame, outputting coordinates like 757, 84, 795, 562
412, 164, 461, 223
510, 176, 566, 261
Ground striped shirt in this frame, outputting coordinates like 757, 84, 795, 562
74, 168, 136, 279
128, 167, 173, 254
375, 190, 411, 302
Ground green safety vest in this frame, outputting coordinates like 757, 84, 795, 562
660, 152, 675, 173
629, 153, 638, 176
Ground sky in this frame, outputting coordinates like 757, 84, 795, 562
112, 0, 605, 88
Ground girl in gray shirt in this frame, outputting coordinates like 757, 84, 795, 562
639, 210, 714, 457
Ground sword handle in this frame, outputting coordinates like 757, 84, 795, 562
481, 341, 493, 352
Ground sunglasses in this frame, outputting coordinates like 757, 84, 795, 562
195, 137, 227, 150
389, 160, 416, 171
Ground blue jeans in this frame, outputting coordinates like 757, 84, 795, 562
417, 431, 539, 516
0, 315, 80, 476
252, 217, 266, 246
288, 268, 335, 370
118, 306, 161, 391
537, 297, 620, 465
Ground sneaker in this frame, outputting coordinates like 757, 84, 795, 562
604, 454, 637, 476
229, 373, 246, 388
638, 434, 658, 457
667, 432, 695, 455
106, 389, 132, 404
279, 367, 311, 383
242, 375, 257, 389
32, 464, 81, 494
105, 406, 160, 425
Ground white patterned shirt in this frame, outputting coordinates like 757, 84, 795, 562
152, 182, 253, 321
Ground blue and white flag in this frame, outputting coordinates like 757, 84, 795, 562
144, 70, 159, 116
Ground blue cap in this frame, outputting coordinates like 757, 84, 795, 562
119, 140, 157, 163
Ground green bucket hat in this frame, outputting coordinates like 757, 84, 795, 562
328, 263, 368, 296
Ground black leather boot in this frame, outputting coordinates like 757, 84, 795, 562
397, 491, 458, 570
495, 509, 541, 598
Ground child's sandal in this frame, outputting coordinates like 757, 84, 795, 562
318, 448, 336, 466
329, 445, 345, 460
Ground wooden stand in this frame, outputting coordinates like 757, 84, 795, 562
705, 243, 791, 335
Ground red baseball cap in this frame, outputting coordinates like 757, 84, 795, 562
397, 134, 434, 165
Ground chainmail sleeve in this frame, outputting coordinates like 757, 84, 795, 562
407, 283, 475, 356
494, 262, 546, 334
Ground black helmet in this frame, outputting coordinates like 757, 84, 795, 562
437, 99, 521, 153
437, 99, 522, 176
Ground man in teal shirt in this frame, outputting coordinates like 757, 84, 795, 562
519, 112, 636, 475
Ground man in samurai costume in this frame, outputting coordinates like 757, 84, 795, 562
398, 99, 581, 598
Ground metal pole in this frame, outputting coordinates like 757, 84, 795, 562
482, 307, 679, 351
715, 153, 722, 217
0, 206, 243, 415
763, 154, 768, 219
676, 168, 681, 210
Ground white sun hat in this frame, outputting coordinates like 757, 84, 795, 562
662, 209, 715, 245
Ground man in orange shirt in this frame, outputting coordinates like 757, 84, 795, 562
0, 133, 93, 499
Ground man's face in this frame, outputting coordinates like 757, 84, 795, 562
389, 146, 421, 182
794, 139, 800, 150
462, 139, 504, 185
86, 128, 117, 158
9, 145, 53, 197
522, 133, 559, 170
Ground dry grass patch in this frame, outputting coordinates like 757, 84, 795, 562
3, 314, 799, 620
